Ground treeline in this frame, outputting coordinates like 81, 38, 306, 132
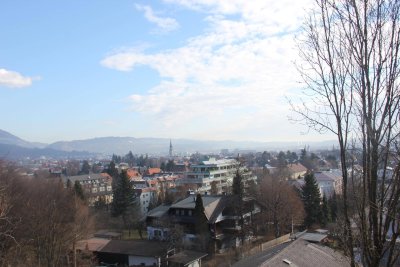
0, 161, 91, 267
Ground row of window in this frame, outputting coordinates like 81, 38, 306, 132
174, 209, 192, 216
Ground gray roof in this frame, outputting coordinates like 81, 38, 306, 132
99, 240, 167, 257
300, 233, 327, 243
261, 239, 350, 267
63, 173, 109, 183
167, 250, 207, 264
147, 204, 171, 218
314, 170, 342, 182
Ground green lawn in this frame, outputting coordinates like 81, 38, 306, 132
121, 229, 147, 240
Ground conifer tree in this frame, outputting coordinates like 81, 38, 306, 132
111, 170, 136, 227
328, 192, 338, 222
321, 195, 331, 226
194, 194, 209, 251
74, 181, 86, 201
301, 173, 322, 228
80, 160, 90, 175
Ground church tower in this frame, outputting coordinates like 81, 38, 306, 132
169, 139, 173, 158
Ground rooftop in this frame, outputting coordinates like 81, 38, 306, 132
261, 238, 350, 267
99, 240, 168, 257
167, 250, 208, 265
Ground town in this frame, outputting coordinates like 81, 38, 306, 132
1, 0, 399, 266
0, 136, 381, 267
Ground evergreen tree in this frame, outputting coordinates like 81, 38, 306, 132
112, 154, 122, 164
194, 194, 209, 251
160, 162, 166, 172
66, 179, 72, 189
328, 192, 338, 222
321, 195, 331, 226
165, 160, 176, 172
74, 181, 86, 201
125, 151, 135, 166
80, 160, 90, 175
232, 168, 247, 244
111, 170, 136, 227
301, 173, 322, 228
232, 169, 244, 198
107, 161, 119, 177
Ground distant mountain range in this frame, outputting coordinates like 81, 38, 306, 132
0, 129, 337, 159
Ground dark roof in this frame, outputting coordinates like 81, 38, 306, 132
170, 195, 239, 223
167, 250, 207, 264
147, 204, 171, 218
99, 240, 168, 257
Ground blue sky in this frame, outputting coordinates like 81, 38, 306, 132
0, 0, 332, 144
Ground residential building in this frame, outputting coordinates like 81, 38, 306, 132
314, 170, 343, 198
146, 195, 263, 252
63, 173, 113, 205
135, 187, 157, 216
287, 163, 308, 179
179, 158, 257, 194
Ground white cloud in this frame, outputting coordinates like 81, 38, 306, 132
0, 68, 39, 88
102, 0, 322, 141
135, 4, 179, 32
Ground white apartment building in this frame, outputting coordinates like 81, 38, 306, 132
179, 158, 256, 194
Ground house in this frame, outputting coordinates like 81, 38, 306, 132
314, 170, 343, 198
146, 195, 263, 252
135, 187, 158, 216
290, 170, 343, 199
264, 164, 277, 175
96, 239, 172, 266
287, 163, 308, 179
63, 173, 113, 205
127, 168, 142, 180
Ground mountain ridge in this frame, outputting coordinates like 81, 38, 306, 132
0, 129, 338, 157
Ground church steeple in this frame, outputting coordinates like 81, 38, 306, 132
169, 139, 173, 158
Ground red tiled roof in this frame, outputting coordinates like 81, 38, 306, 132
127, 168, 141, 178
147, 168, 162, 175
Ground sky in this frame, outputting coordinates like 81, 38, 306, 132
0, 0, 334, 144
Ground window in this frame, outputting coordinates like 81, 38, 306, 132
188, 210, 192, 216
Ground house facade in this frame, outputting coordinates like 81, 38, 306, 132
314, 170, 343, 198
64, 173, 113, 205
146, 195, 262, 252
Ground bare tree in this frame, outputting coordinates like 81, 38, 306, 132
259, 175, 304, 237
292, 0, 400, 266
0, 162, 93, 267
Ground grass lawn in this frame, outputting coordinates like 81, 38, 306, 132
121, 229, 147, 240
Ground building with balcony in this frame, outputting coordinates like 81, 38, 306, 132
64, 173, 113, 205
146, 195, 263, 253
179, 158, 257, 194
